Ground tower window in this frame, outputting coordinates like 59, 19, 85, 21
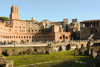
15, 26, 17, 28
6, 22, 8, 24
10, 22, 11, 24
15, 22, 17, 24
9, 29, 11, 31
15, 30, 17, 32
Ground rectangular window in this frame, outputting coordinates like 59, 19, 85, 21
10, 22, 11, 24
32, 36, 34, 38
28, 30, 30, 32
15, 30, 17, 32
21, 36, 23, 38
9, 29, 11, 31
9, 26, 12, 27
19, 26, 21, 28
29, 36, 31, 38
15, 22, 17, 24
15, 26, 17, 28
6, 22, 8, 24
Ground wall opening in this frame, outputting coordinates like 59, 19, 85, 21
66, 36, 68, 39
97, 22, 99, 27
63, 35, 65, 38
87, 23, 89, 27
93, 22, 95, 27
60, 37, 62, 39
34, 49, 37, 52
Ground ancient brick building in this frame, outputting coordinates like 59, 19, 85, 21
66, 19, 80, 39
0, 5, 71, 44
80, 20, 100, 40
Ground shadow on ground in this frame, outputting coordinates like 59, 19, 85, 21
31, 57, 100, 67
51, 58, 100, 67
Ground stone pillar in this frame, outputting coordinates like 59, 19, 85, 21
99, 22, 100, 27
89, 22, 90, 27
92, 22, 93, 27
81, 23, 83, 28
6, 60, 13, 67
95, 22, 97, 27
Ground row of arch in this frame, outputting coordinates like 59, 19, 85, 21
3, 35, 53, 39
82, 22, 99, 27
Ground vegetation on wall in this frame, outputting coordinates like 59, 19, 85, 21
0, 17, 9, 20
46, 23, 50, 28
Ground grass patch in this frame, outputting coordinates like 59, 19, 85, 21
5, 50, 98, 66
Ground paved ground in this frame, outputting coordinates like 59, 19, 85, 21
0, 44, 48, 47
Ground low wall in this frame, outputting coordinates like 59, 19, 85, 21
0, 56, 13, 67
0, 46, 53, 56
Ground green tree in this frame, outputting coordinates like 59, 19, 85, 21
0, 17, 9, 20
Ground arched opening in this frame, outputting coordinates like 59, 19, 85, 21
60, 36, 62, 39
59, 46, 62, 51
83, 23, 86, 27
21, 40, 24, 44
34, 49, 37, 52
63, 35, 65, 38
87, 23, 89, 27
66, 36, 68, 39
32, 39, 34, 43
93, 22, 95, 27
97, 22, 99, 27
26, 40, 29, 43
90, 28, 97, 35
90, 28, 98, 39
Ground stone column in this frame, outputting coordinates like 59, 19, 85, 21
99, 22, 100, 27
95, 22, 97, 27
92, 22, 93, 27
80, 23, 83, 28
89, 22, 90, 27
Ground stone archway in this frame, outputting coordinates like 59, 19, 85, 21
90, 28, 98, 39
90, 28, 97, 34
59, 46, 62, 51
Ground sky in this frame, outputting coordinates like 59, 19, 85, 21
0, 0, 100, 23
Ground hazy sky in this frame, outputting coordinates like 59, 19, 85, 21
0, 0, 100, 23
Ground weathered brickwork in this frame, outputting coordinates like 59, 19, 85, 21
0, 5, 72, 44
80, 20, 100, 40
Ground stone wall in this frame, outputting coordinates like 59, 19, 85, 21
1, 46, 53, 56
0, 57, 13, 67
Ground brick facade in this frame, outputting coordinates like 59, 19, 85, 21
0, 5, 71, 44
80, 20, 100, 40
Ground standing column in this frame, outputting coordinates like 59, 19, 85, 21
95, 22, 97, 27
81, 23, 83, 28
89, 22, 90, 27
99, 22, 100, 27
92, 22, 93, 27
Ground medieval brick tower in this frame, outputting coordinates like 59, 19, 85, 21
10, 5, 19, 19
